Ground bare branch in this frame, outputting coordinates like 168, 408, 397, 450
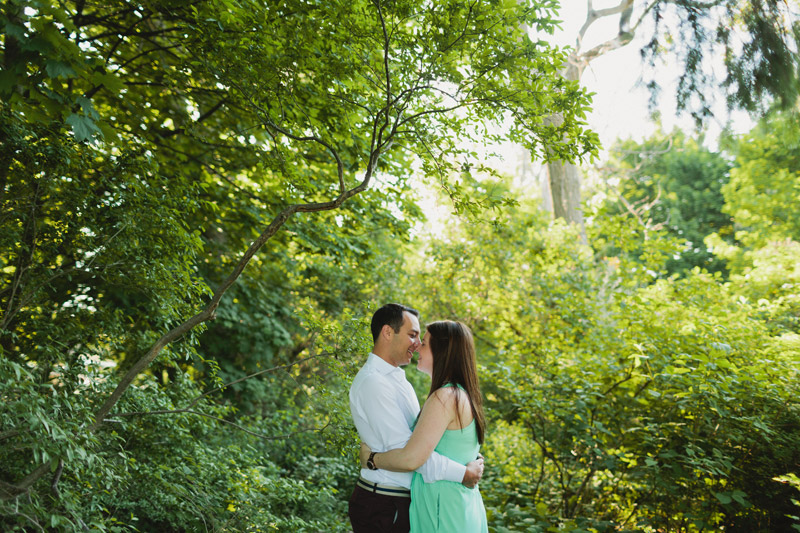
106, 409, 331, 441
573, 0, 642, 76
571, 467, 597, 516
186, 351, 336, 409
578, 32, 632, 68
578, 0, 634, 48
374, 0, 392, 112
50, 459, 64, 498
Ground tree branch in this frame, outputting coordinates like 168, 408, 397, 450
106, 409, 331, 441
50, 459, 64, 498
572, 0, 639, 77
185, 351, 336, 409
0, 77, 389, 500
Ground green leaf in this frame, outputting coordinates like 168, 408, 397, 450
75, 96, 100, 120
715, 492, 732, 504
66, 113, 102, 142
731, 490, 751, 507
4, 21, 26, 40
91, 71, 126, 95
45, 60, 77, 79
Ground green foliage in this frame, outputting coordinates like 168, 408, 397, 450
2, 0, 599, 528
0, 111, 207, 355
703, 111, 800, 338
3, 0, 798, 531
773, 473, 800, 531
402, 177, 800, 532
595, 129, 733, 276
0, 357, 109, 530
98, 376, 348, 532
640, 1, 800, 120
0, 311, 369, 531
719, 111, 800, 249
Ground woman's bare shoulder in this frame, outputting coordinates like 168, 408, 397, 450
431, 385, 456, 401
430, 385, 468, 405
431, 385, 473, 429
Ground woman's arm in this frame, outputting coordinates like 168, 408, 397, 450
361, 387, 456, 472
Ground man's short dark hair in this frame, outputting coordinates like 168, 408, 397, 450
370, 303, 419, 343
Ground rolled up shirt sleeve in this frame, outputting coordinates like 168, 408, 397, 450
355, 376, 414, 451
417, 450, 467, 484
354, 373, 466, 484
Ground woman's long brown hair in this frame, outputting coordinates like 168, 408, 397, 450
426, 320, 486, 444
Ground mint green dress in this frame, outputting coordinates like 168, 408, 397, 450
410, 387, 488, 532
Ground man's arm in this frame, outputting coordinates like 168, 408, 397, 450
359, 441, 483, 486
356, 378, 472, 484
359, 386, 485, 487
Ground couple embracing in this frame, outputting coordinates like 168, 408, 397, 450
348, 303, 488, 532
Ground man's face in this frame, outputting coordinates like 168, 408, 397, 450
389, 312, 421, 367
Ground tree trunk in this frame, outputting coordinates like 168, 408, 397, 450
543, 60, 587, 243
537, 1, 636, 244
546, 155, 587, 242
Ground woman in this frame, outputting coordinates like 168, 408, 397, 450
361, 320, 488, 532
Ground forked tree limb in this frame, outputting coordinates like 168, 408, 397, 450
90, 169, 374, 431
1, 0, 399, 497
0, 138, 380, 501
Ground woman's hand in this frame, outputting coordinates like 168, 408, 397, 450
359, 441, 372, 468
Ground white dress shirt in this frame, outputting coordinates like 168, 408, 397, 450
350, 353, 467, 488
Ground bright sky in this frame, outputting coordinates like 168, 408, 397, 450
414, 2, 758, 233
552, 2, 754, 150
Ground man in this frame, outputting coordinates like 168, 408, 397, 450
348, 303, 485, 532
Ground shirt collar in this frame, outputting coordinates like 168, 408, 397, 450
367, 352, 403, 376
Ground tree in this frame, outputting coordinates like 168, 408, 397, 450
1, 0, 597, 527
706, 110, 800, 337
540, 0, 800, 235
720, 111, 800, 248
596, 129, 733, 276
402, 182, 800, 531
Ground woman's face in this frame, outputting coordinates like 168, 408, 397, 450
416, 330, 433, 376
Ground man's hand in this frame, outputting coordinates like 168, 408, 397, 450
461, 454, 484, 488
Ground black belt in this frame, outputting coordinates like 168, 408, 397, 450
357, 476, 411, 498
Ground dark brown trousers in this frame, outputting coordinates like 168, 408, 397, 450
348, 484, 411, 533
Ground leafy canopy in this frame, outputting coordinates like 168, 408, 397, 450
1, 0, 599, 530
